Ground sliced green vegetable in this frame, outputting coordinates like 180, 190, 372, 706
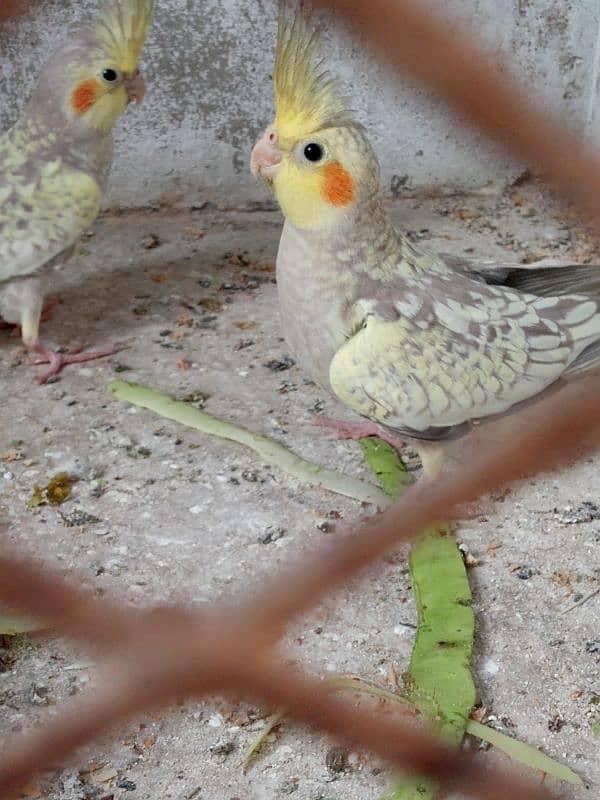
109, 381, 388, 507
329, 676, 583, 785
360, 439, 582, 794
359, 438, 414, 497
0, 613, 42, 636
360, 439, 474, 800
466, 720, 583, 785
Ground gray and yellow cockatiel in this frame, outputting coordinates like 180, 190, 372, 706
0, 0, 153, 383
251, 10, 600, 478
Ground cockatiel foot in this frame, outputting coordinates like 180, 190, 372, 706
28, 341, 122, 384
313, 416, 405, 450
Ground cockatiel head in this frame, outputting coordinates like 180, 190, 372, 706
251, 8, 380, 231
24, 0, 154, 137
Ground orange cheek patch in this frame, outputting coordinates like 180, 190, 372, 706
322, 162, 355, 207
71, 79, 99, 113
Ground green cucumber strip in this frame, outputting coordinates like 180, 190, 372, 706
109, 381, 388, 507
360, 439, 474, 800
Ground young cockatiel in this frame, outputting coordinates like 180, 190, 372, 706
251, 9, 600, 480
0, 0, 153, 383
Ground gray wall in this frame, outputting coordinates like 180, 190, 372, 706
1, 0, 599, 207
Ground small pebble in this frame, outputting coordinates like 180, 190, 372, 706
516, 567, 533, 580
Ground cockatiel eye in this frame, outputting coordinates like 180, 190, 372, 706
303, 142, 325, 163
100, 67, 121, 84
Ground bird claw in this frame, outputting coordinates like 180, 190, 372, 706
28, 342, 123, 384
312, 416, 405, 449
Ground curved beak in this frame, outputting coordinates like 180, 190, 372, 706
251, 126, 282, 180
125, 69, 146, 105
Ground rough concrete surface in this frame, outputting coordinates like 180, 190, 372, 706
2, 0, 600, 204
0, 185, 599, 800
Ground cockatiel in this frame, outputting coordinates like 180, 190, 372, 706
251, 9, 600, 479
0, 0, 153, 383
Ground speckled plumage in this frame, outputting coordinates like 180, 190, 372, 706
0, 0, 153, 379
256, 10, 600, 474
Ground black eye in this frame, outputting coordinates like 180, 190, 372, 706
303, 143, 324, 162
101, 68, 118, 83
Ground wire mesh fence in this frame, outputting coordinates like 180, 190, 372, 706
2, 1, 599, 798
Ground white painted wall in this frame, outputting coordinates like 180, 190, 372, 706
1, 0, 599, 206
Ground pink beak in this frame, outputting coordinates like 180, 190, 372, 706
125, 69, 146, 104
251, 126, 282, 179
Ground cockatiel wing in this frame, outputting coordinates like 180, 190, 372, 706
0, 158, 101, 283
329, 276, 600, 440
439, 251, 600, 295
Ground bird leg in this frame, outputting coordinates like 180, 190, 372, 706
312, 416, 405, 450
27, 340, 122, 384
1, 296, 61, 336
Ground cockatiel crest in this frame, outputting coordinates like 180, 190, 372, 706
252, 5, 379, 230
273, 9, 352, 145
88, 0, 154, 74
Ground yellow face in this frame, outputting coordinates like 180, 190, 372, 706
252, 126, 362, 231
252, 10, 381, 230
62, 0, 154, 134
68, 62, 131, 132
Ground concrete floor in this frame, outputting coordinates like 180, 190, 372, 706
0, 186, 598, 800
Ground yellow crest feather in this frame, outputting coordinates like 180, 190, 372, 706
90, 0, 154, 73
274, 8, 353, 144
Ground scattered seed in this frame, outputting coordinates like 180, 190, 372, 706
116, 780, 137, 792
516, 567, 533, 580
142, 233, 161, 249
210, 737, 235, 757
553, 502, 600, 524
59, 510, 101, 527
263, 356, 295, 372
548, 715, 566, 732
257, 526, 285, 545
126, 445, 152, 459
325, 745, 348, 773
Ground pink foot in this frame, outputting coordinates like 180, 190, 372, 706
313, 416, 405, 450
28, 341, 122, 384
